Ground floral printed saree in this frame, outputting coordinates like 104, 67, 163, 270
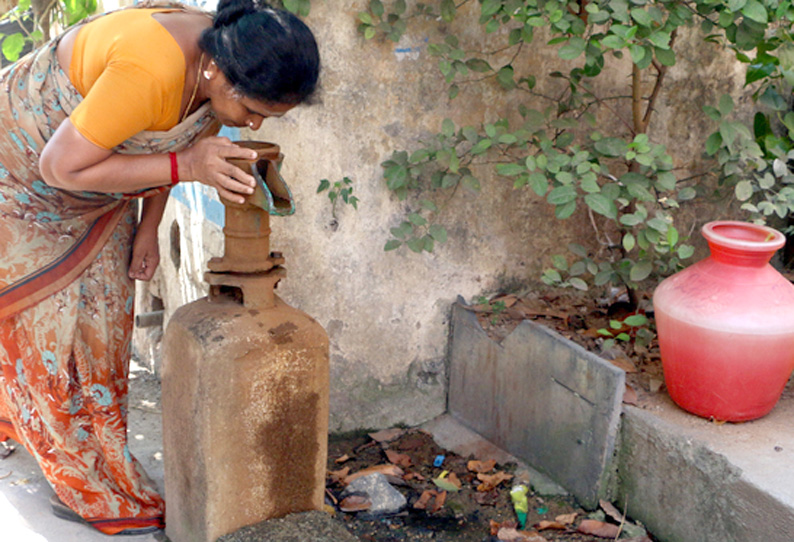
0, 27, 218, 534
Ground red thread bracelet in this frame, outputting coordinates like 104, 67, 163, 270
168, 152, 179, 186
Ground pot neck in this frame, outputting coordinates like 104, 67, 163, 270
703, 221, 785, 268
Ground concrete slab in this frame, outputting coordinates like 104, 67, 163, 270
617, 383, 794, 542
216, 511, 359, 542
447, 301, 624, 508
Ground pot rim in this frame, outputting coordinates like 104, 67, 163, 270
702, 220, 785, 252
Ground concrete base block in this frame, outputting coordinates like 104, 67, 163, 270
618, 400, 794, 542
448, 301, 624, 508
216, 511, 360, 542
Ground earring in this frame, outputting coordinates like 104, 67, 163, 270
203, 69, 212, 80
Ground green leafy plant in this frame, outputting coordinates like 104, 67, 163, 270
597, 312, 653, 351
371, 0, 794, 308
317, 177, 359, 218
474, 295, 507, 325
1, 0, 97, 62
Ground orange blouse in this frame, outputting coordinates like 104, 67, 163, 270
68, 9, 186, 149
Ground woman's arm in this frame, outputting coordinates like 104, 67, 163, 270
129, 191, 169, 281
39, 119, 259, 204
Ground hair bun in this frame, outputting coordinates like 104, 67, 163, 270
214, 0, 268, 27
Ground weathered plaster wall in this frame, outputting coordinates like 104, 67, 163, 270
136, 2, 751, 432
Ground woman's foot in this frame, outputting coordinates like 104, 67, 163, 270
50, 495, 161, 535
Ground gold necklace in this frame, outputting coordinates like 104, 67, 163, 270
181, 52, 204, 123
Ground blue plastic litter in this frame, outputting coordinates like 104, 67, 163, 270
433, 455, 445, 467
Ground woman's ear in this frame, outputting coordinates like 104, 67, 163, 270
203, 60, 218, 80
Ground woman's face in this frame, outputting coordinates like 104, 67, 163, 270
205, 65, 295, 129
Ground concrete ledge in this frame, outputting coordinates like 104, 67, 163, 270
617, 391, 794, 542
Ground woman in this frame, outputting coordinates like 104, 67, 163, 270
0, 0, 319, 535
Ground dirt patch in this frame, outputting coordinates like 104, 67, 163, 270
327, 429, 654, 542
468, 292, 664, 406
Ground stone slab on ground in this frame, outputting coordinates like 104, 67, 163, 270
216, 511, 360, 542
617, 388, 794, 542
447, 301, 624, 508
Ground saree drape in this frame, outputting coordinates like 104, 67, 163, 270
0, 27, 218, 535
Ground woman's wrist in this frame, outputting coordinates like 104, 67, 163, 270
168, 152, 180, 186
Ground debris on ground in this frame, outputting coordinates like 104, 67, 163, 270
327, 428, 655, 541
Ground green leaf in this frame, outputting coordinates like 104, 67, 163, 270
441, 118, 455, 137
528, 172, 549, 196
358, 11, 373, 24
584, 193, 618, 219
569, 277, 589, 290
317, 179, 330, 193
558, 37, 587, 60
364, 26, 376, 40
555, 200, 577, 219
703, 106, 721, 121
497, 65, 515, 89
2, 33, 25, 62
408, 213, 427, 226
406, 238, 426, 253
429, 224, 448, 243
601, 35, 625, 49
440, 0, 456, 22
548, 185, 578, 205
552, 254, 569, 271
718, 94, 734, 116
678, 244, 695, 259
471, 139, 492, 155
705, 132, 722, 155
630, 8, 654, 27
384, 239, 402, 251
623, 233, 636, 252
466, 58, 492, 72
624, 314, 649, 327
496, 163, 525, 177
735, 180, 753, 201
678, 187, 697, 201
630, 261, 653, 281
741, 0, 768, 23
667, 226, 679, 247
655, 47, 676, 67
629, 44, 646, 64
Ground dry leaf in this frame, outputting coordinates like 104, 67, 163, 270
473, 489, 500, 506
536, 520, 566, 530
577, 519, 621, 538
599, 499, 624, 523
555, 512, 577, 524
344, 464, 404, 485
467, 459, 497, 473
413, 489, 446, 513
339, 495, 371, 512
648, 377, 664, 393
327, 467, 350, 485
497, 527, 546, 542
334, 454, 352, 464
476, 471, 513, 491
621, 537, 653, 542
490, 520, 518, 535
403, 472, 426, 482
368, 428, 405, 443
384, 449, 412, 468
623, 384, 639, 406
325, 488, 338, 505
608, 356, 638, 373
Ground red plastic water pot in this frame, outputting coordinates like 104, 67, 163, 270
653, 221, 794, 421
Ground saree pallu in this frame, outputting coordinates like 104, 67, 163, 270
0, 33, 219, 534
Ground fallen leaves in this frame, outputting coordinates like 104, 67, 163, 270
476, 471, 513, 491
384, 449, 412, 468
413, 489, 446, 513
577, 519, 622, 538
496, 527, 546, 541
467, 459, 497, 473
338, 494, 371, 512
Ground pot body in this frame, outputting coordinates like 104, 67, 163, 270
653, 221, 794, 421
162, 288, 329, 542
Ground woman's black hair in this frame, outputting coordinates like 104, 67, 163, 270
199, 0, 320, 105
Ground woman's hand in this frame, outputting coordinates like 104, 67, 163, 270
129, 224, 160, 281
178, 137, 259, 204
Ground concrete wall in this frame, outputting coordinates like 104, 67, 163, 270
135, 2, 750, 432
